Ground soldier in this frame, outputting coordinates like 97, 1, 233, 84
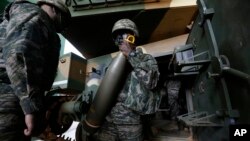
0, 0, 71, 140
95, 19, 160, 141
166, 80, 182, 120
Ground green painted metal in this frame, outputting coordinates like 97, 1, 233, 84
0, 0, 10, 14
188, 0, 250, 122
67, 0, 150, 17
0, 0, 36, 13
52, 52, 87, 94
70, 4, 145, 17
0, 1, 66, 57
183, 0, 250, 140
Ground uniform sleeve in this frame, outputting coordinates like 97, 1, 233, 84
127, 48, 160, 89
3, 15, 47, 114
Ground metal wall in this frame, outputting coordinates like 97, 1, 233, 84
182, 0, 250, 140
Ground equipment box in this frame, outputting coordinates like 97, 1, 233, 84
52, 52, 86, 94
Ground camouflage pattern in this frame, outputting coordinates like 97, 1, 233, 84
124, 48, 160, 114
0, 0, 60, 140
97, 48, 160, 140
37, 0, 70, 16
37, 0, 71, 32
0, 3, 10, 84
95, 121, 143, 141
0, 83, 30, 141
37, 0, 71, 17
166, 80, 181, 119
112, 19, 139, 38
106, 48, 160, 124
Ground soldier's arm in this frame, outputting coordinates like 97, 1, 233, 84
127, 48, 160, 89
3, 17, 47, 115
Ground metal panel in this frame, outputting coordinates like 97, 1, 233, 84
52, 52, 87, 94
180, 0, 250, 140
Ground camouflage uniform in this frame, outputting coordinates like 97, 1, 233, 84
96, 48, 160, 141
166, 80, 181, 119
0, 1, 60, 140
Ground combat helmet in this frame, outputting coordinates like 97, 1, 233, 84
37, 0, 71, 32
112, 19, 139, 39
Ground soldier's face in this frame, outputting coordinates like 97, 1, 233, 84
41, 4, 57, 20
114, 33, 135, 46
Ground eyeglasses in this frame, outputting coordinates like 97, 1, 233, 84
115, 33, 135, 46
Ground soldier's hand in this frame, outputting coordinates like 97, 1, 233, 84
24, 114, 34, 136
119, 41, 134, 57
24, 113, 47, 136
